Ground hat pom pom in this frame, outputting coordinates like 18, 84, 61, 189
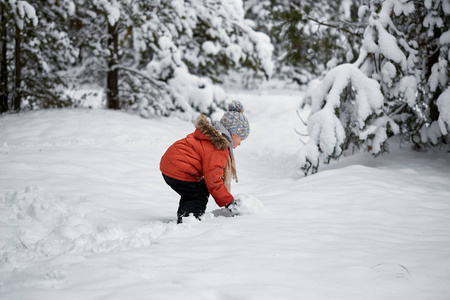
228, 100, 244, 113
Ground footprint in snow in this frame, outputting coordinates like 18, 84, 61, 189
371, 263, 411, 280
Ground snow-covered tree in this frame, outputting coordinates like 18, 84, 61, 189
299, 0, 450, 176
0, 0, 82, 111
22, 0, 79, 109
1, 0, 273, 118
130, 0, 274, 118
67, 0, 273, 117
0, 0, 38, 112
0, 3, 9, 112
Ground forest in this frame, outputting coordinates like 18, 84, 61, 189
1, 2, 450, 297
0, 0, 449, 172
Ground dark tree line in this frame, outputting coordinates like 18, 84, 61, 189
0, 0, 274, 117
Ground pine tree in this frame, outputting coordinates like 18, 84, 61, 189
0, 4, 9, 113
0, 0, 81, 112
0, 0, 274, 117
70, 0, 274, 118
22, 0, 78, 109
0, 0, 38, 112
298, 0, 450, 176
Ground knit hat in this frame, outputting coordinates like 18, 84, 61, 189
220, 101, 250, 140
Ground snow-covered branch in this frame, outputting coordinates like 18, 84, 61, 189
298, 0, 450, 175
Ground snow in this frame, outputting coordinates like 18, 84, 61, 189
370, 18, 407, 70
1, 89, 450, 299
202, 41, 221, 55
437, 88, 450, 134
423, 9, 444, 37
298, 63, 389, 173
392, 0, 414, 16
230, 194, 265, 216
398, 75, 417, 107
429, 59, 449, 93
168, 67, 226, 117
11, 0, 38, 29
440, 29, 450, 44
225, 44, 243, 65
249, 31, 274, 77
381, 61, 397, 86
96, 0, 121, 26
65, 88, 105, 109
443, 0, 450, 14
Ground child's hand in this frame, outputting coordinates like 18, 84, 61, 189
226, 194, 264, 216
227, 198, 243, 216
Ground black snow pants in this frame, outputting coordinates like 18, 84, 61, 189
162, 174, 210, 223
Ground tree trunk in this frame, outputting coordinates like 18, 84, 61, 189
13, 25, 21, 112
107, 22, 119, 110
0, 6, 8, 113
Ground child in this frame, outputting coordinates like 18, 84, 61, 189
160, 101, 249, 223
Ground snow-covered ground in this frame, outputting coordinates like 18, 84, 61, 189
1, 89, 450, 300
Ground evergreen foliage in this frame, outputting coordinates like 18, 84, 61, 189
0, 0, 273, 118
1, 0, 448, 174
299, 0, 450, 176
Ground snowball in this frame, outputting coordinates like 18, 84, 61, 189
232, 194, 264, 215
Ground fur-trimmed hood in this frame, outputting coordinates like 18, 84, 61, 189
194, 115, 237, 189
194, 115, 231, 151
160, 114, 237, 206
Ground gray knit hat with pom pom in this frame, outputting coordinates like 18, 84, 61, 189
220, 101, 250, 140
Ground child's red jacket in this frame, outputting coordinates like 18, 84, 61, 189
160, 115, 234, 207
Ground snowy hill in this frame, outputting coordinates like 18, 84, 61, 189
1, 90, 450, 299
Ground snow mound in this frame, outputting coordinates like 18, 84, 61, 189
233, 193, 265, 215
0, 186, 179, 268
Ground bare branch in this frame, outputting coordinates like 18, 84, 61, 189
306, 16, 364, 37
294, 127, 308, 137
296, 109, 308, 126
18, 237, 28, 249
112, 65, 167, 90
298, 137, 307, 145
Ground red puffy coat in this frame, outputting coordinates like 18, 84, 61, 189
160, 115, 234, 207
